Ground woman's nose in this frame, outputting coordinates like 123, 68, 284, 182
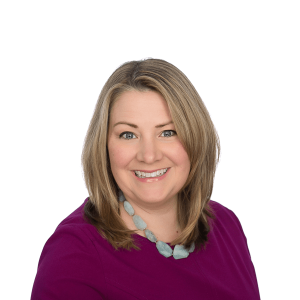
136, 138, 163, 163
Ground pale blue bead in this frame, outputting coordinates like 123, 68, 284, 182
124, 201, 134, 216
156, 241, 173, 258
173, 245, 190, 259
188, 242, 195, 253
145, 229, 157, 243
133, 215, 147, 230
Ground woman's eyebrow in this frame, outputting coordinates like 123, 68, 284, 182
113, 121, 174, 128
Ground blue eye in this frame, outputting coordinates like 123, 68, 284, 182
161, 130, 176, 138
119, 132, 137, 140
119, 130, 177, 140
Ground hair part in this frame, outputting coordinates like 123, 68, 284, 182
81, 58, 220, 252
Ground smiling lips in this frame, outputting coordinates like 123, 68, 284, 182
134, 168, 169, 177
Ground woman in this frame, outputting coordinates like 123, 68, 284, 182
31, 58, 260, 299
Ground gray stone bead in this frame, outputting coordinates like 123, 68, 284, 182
173, 245, 190, 259
118, 190, 126, 202
156, 241, 173, 258
188, 242, 195, 253
133, 215, 147, 230
145, 229, 157, 243
124, 201, 134, 216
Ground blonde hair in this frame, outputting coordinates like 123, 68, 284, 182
82, 58, 220, 252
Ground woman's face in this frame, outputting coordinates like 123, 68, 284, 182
107, 90, 190, 206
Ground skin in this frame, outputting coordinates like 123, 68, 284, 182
107, 90, 191, 243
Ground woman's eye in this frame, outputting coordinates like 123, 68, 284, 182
119, 132, 137, 140
161, 130, 177, 138
119, 130, 176, 140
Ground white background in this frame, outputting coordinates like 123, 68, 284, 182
1, 1, 299, 299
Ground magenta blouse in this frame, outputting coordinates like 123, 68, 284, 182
31, 198, 260, 299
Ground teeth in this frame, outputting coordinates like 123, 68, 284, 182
135, 168, 168, 178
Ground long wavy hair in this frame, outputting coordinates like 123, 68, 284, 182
81, 58, 220, 252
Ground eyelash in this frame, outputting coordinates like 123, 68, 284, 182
119, 130, 177, 140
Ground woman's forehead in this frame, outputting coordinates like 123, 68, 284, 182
110, 90, 171, 120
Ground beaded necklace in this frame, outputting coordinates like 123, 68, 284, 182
118, 190, 195, 259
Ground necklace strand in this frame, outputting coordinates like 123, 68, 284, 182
118, 190, 195, 259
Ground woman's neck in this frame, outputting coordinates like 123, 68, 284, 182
119, 197, 182, 243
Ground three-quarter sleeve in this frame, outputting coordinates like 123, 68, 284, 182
31, 224, 105, 300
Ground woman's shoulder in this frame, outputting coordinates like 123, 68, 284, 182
208, 200, 251, 256
36, 197, 108, 276
39, 197, 102, 262
53, 197, 102, 240
209, 199, 242, 224
31, 198, 107, 299
56, 197, 90, 228
209, 199, 236, 214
